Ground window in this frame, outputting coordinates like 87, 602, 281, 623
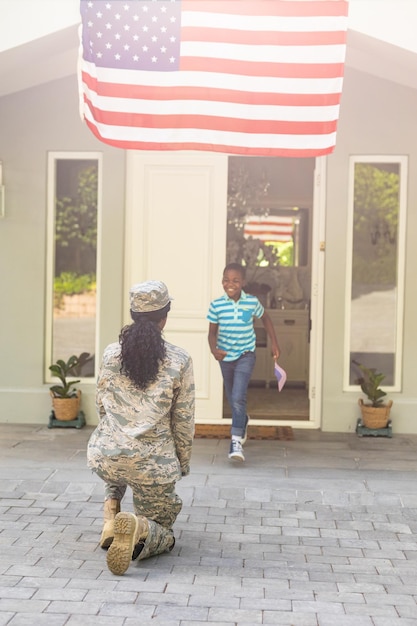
344, 156, 407, 390
45, 152, 102, 381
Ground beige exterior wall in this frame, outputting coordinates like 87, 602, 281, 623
0, 65, 416, 432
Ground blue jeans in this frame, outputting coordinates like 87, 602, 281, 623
220, 351, 256, 437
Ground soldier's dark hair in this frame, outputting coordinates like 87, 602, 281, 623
119, 302, 171, 389
223, 262, 246, 279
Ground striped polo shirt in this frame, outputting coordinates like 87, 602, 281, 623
207, 290, 264, 362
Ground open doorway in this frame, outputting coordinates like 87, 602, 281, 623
225, 156, 315, 421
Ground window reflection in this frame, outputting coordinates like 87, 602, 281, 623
49, 157, 99, 378
348, 159, 406, 387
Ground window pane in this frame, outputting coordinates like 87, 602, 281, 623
348, 159, 406, 387
51, 158, 99, 377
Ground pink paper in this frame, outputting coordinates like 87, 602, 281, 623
274, 362, 287, 392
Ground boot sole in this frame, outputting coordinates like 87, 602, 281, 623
106, 512, 139, 576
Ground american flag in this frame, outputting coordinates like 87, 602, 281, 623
79, 0, 349, 156
244, 215, 294, 242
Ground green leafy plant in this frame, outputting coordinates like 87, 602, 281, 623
49, 353, 93, 398
352, 360, 387, 407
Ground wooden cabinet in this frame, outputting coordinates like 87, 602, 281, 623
252, 309, 309, 387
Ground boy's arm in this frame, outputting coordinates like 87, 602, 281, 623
208, 322, 227, 361
260, 312, 280, 359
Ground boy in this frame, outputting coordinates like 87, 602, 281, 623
207, 263, 280, 461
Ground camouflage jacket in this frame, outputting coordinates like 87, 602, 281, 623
87, 340, 195, 484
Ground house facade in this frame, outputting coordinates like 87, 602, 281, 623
0, 27, 416, 433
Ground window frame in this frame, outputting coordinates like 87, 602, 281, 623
45, 151, 102, 384
343, 154, 408, 392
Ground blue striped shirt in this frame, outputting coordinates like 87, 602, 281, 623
207, 290, 264, 362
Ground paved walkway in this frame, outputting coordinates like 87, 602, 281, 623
2, 424, 417, 625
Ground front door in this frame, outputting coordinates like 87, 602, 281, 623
124, 151, 228, 422
124, 151, 325, 429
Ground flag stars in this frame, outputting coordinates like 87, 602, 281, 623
169, 56, 176, 63
123, 4, 129, 10
105, 23, 112, 29
105, 42, 112, 49
124, 25, 130, 31
96, 11, 103, 18
115, 33, 121, 40
96, 31, 103, 38
105, 2, 111, 8
124, 44, 130, 51
161, 26, 167, 33
115, 53, 121, 60
133, 54, 139, 61
115, 13, 121, 20
151, 56, 158, 63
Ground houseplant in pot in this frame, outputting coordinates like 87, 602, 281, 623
352, 359, 393, 429
49, 352, 92, 421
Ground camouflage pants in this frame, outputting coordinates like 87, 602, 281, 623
91, 453, 182, 529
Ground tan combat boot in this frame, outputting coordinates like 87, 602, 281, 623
106, 512, 149, 576
99, 499, 120, 549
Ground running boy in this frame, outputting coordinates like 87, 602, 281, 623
207, 263, 280, 461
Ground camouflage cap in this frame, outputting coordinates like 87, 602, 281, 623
129, 280, 172, 313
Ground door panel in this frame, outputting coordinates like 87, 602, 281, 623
125, 151, 228, 421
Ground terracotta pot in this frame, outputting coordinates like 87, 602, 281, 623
358, 398, 392, 429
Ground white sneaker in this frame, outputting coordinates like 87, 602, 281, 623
228, 438, 245, 462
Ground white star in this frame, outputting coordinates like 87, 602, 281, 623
96, 11, 103, 18
161, 6, 167, 13
151, 56, 158, 63
97, 51, 103, 58
133, 54, 139, 61
169, 56, 175, 63
133, 14, 139, 22
170, 17, 176, 24
170, 36, 176, 43
123, 3, 129, 10
105, 23, 112, 30
142, 26, 149, 32
142, 45, 149, 52
115, 53, 121, 60
151, 36, 157, 43
105, 3, 111, 9
96, 31, 103, 39
124, 24, 130, 31
161, 26, 167, 33
115, 13, 121, 20
87, 20, 93, 27
133, 34, 139, 41
160, 46, 167, 53
151, 16, 158, 23
105, 42, 112, 49
124, 44, 130, 51
115, 33, 121, 40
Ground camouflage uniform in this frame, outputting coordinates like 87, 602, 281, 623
87, 339, 195, 559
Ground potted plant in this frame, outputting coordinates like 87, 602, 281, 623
49, 352, 92, 421
352, 360, 393, 429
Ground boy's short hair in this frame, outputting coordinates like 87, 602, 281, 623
223, 263, 246, 279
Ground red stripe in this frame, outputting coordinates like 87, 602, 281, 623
82, 72, 342, 106
84, 96, 337, 135
179, 58, 345, 79
181, 26, 347, 47
84, 118, 335, 157
182, 1, 348, 18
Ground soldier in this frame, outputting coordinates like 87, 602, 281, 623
87, 280, 195, 576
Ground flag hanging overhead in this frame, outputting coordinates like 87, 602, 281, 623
78, 0, 349, 156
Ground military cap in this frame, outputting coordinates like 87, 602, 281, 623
129, 280, 172, 313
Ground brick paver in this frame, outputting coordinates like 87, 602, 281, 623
1, 425, 417, 625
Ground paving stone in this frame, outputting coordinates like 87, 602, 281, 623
3, 425, 417, 624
